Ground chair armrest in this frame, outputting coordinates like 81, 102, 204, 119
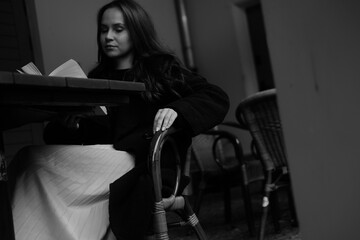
203, 128, 245, 171
148, 127, 184, 203
235, 105, 249, 130
221, 121, 247, 130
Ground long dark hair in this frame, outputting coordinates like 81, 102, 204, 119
89, 0, 187, 102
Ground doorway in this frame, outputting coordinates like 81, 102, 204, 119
233, 0, 274, 94
245, 3, 274, 90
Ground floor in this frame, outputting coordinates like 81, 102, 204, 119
168, 186, 301, 240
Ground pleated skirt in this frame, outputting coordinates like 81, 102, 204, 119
10, 144, 135, 240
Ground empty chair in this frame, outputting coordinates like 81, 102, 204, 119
190, 124, 264, 236
236, 89, 297, 240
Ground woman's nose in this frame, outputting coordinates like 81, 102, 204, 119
105, 30, 114, 40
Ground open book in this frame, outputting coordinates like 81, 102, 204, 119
17, 59, 87, 78
17, 59, 107, 115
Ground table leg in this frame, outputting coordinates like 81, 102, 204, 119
0, 132, 15, 240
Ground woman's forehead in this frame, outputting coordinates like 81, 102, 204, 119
101, 7, 125, 24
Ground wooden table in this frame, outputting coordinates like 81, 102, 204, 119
0, 71, 145, 240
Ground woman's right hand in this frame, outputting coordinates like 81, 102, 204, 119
153, 108, 178, 133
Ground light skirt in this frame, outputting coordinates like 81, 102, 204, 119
11, 144, 135, 240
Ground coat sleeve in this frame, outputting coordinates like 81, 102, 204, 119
166, 71, 230, 136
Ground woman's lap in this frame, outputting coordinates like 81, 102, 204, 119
10, 144, 135, 240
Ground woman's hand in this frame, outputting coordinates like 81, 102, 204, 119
153, 108, 178, 133
56, 111, 95, 129
56, 114, 82, 129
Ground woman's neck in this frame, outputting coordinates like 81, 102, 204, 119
114, 54, 134, 70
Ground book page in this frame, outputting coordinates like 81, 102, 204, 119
49, 59, 87, 78
49, 59, 107, 115
20, 62, 43, 75
96, 106, 108, 115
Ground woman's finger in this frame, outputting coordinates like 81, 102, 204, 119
161, 110, 177, 130
154, 109, 169, 132
153, 108, 178, 133
153, 109, 165, 133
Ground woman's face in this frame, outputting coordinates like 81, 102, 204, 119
100, 7, 134, 69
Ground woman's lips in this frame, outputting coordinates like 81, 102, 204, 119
105, 45, 117, 50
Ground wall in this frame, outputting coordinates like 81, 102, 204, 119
261, 0, 360, 239
185, 0, 251, 119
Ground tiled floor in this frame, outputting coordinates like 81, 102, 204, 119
168, 186, 301, 240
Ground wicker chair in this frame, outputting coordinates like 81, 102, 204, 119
236, 89, 297, 240
148, 127, 207, 240
190, 123, 264, 236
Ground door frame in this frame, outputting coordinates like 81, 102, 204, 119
231, 0, 261, 96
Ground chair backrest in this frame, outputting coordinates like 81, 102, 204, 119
191, 132, 223, 174
236, 89, 288, 172
191, 126, 239, 175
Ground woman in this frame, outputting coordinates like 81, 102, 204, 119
10, 0, 229, 239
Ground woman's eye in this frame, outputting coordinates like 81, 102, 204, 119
115, 27, 124, 33
100, 27, 108, 33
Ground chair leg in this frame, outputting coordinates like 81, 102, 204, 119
223, 187, 232, 222
258, 172, 273, 240
183, 196, 208, 240
287, 187, 298, 227
270, 191, 280, 233
241, 182, 256, 236
193, 189, 205, 215
258, 194, 270, 240
153, 200, 170, 240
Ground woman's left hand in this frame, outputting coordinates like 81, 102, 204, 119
153, 108, 178, 133
55, 110, 95, 130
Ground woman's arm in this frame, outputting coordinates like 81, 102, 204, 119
164, 70, 230, 136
